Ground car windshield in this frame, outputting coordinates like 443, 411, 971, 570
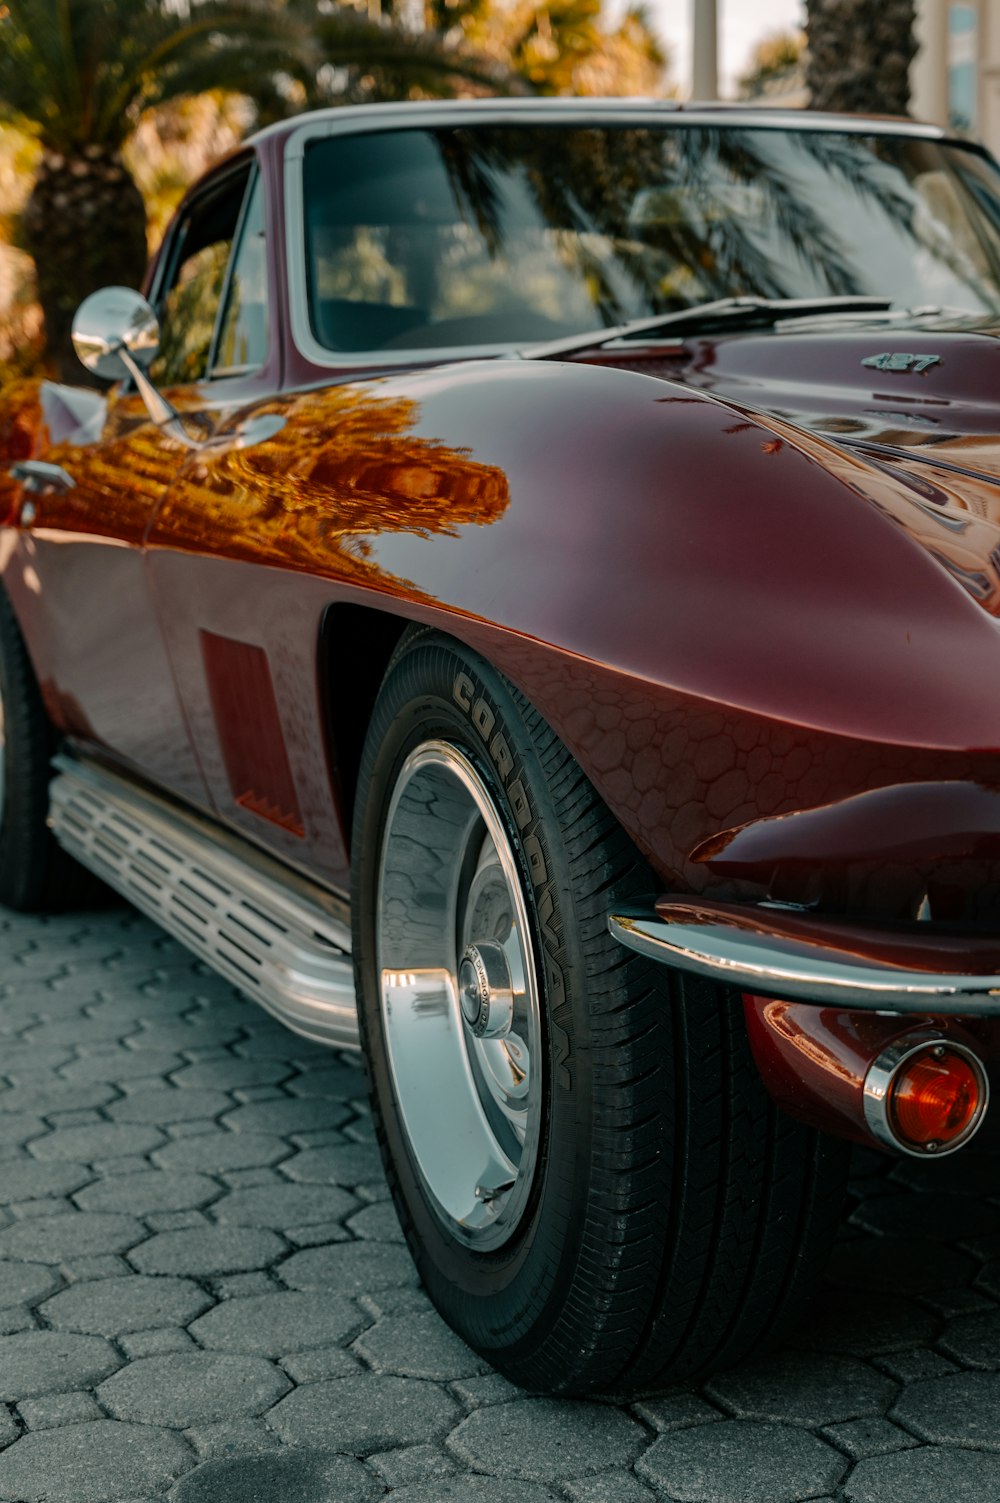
301, 123, 1000, 354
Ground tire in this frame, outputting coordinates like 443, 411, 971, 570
0, 587, 81, 912
351, 629, 849, 1395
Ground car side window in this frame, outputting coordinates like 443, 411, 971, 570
212, 174, 269, 378
149, 166, 252, 387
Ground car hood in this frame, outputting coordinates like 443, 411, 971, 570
668, 317, 1000, 478
591, 317, 1000, 618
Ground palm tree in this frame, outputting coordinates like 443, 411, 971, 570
0, 0, 506, 379
805, 0, 917, 116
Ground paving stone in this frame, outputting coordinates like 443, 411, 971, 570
368, 1442, 456, 1487
121, 1329, 197, 1358
790, 1289, 939, 1356
146, 1211, 210, 1233
129, 1227, 285, 1277
0, 1419, 192, 1503
0, 1308, 34, 1334
169, 1061, 292, 1091
293, 1128, 349, 1149
16, 1391, 103, 1431
939, 1308, 1000, 1368
91, 1155, 158, 1177
921, 1286, 996, 1319
358, 1287, 435, 1318
209, 1182, 357, 1229
563, 1475, 659, 1503
825, 1237, 978, 1295
632, 1394, 722, 1432
219, 1167, 282, 1189
191, 1291, 362, 1356
0, 1263, 60, 1310
106, 1089, 232, 1125
0, 1331, 121, 1401
449, 1397, 646, 1481
286, 1220, 354, 1248
348, 1201, 405, 1242
636, 1419, 847, 1503
844, 1446, 1000, 1502
0, 1162, 92, 1206
46, 1110, 106, 1128
891, 1371, 1000, 1449
0, 1211, 145, 1264
282, 1143, 385, 1186
388, 1482, 560, 1503
98, 1353, 290, 1426
890, 1150, 1000, 1198
74, 1171, 220, 1217
279, 1240, 419, 1293
169, 1447, 380, 1502
61, 1255, 130, 1283
0, 1116, 45, 1146
183, 1418, 281, 1459
220, 1098, 351, 1136
62, 1050, 185, 1084
0, 1407, 16, 1448
11, 1196, 76, 1221
209, 1273, 274, 1300
166, 1121, 220, 1140
280, 1345, 363, 1382
356, 1312, 491, 1380
876, 1347, 958, 1383
852, 1191, 1000, 1242
269, 1373, 460, 1451
41, 1277, 210, 1336
29, 1125, 165, 1164
821, 1416, 919, 1460
977, 1259, 1000, 1300
286, 1064, 365, 1100
705, 1351, 895, 1427
152, 1131, 289, 1174
449, 1373, 524, 1408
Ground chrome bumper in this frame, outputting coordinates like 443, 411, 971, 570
608, 898, 1000, 1014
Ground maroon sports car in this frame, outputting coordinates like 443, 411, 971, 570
3, 97, 1000, 1394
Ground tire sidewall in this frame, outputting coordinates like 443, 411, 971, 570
352, 632, 594, 1356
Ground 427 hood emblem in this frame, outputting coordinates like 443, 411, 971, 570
862, 352, 941, 373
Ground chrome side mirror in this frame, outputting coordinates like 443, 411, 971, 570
72, 287, 160, 381
71, 286, 197, 446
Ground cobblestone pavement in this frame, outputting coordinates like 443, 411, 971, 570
1, 904, 1000, 1503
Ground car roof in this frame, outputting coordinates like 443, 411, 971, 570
245, 96, 954, 153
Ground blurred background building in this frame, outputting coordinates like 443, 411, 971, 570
686, 0, 1000, 155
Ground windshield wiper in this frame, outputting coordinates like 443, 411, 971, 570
519, 295, 896, 361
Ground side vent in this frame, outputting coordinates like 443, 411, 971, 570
200, 631, 305, 837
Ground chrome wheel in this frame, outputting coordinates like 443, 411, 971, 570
377, 739, 543, 1251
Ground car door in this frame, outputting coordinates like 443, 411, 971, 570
0, 304, 223, 811
140, 151, 354, 884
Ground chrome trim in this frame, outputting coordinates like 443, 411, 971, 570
608, 908, 1000, 1014
376, 739, 542, 1249
49, 756, 358, 1049
862, 1032, 990, 1157
281, 101, 952, 375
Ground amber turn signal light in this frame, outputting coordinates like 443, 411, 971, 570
863, 1034, 989, 1158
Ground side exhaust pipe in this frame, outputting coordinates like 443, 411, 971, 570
743, 996, 991, 1158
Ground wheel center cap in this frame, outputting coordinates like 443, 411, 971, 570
459, 942, 514, 1039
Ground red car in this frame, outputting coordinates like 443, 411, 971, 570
3, 98, 1000, 1394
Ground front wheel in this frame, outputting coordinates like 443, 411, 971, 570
351, 630, 848, 1394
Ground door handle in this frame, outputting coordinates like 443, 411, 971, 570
10, 461, 75, 495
